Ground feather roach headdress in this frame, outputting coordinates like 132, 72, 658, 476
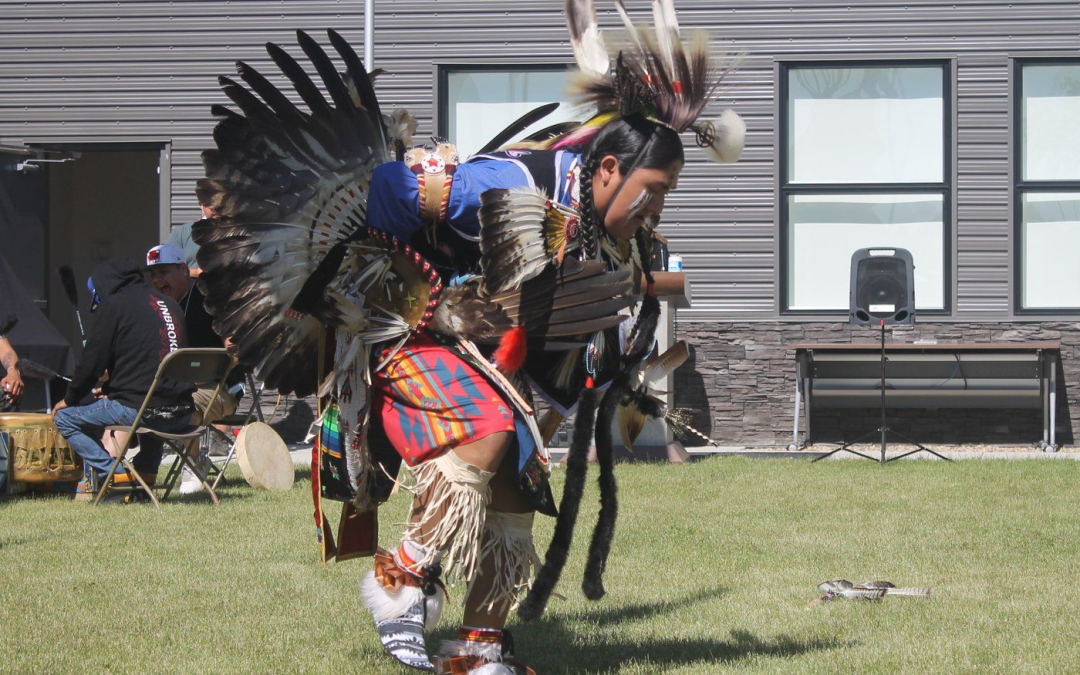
558, 0, 745, 163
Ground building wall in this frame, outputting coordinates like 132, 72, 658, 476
0, 0, 368, 227
675, 321, 1078, 447
3, 1, 1079, 444
6, 1, 1078, 320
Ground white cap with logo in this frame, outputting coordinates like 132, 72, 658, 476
146, 244, 186, 268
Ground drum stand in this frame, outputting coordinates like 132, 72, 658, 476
813, 320, 951, 465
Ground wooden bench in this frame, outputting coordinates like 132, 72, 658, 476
791, 342, 1061, 451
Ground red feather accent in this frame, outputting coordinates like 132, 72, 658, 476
494, 326, 528, 373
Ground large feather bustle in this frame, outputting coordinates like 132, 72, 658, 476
194, 30, 388, 396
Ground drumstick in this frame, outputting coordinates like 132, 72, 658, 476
57, 265, 86, 347
17, 358, 71, 382
0, 314, 16, 337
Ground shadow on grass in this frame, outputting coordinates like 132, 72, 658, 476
162, 488, 255, 505
429, 587, 851, 674
0, 536, 32, 549
524, 626, 850, 674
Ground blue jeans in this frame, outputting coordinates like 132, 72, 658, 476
54, 398, 191, 475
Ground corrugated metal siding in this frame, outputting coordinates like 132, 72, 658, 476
2, 1, 1079, 320
0, 0, 367, 227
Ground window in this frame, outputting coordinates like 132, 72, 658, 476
1016, 62, 1080, 312
439, 66, 581, 159
781, 64, 950, 313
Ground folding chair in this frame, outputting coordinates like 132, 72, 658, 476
208, 372, 264, 491
93, 348, 234, 509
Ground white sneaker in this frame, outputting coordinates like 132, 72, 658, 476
179, 464, 206, 494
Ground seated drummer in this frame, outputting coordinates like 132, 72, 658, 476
0, 329, 23, 412
146, 243, 244, 493
52, 258, 194, 496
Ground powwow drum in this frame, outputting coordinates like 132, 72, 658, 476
0, 413, 82, 486
235, 421, 293, 492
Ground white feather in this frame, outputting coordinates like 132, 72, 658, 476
360, 570, 425, 624
437, 639, 506, 669
659, 0, 680, 36
424, 586, 446, 630
652, 0, 678, 74
701, 109, 746, 164
614, 0, 643, 52
566, 0, 610, 76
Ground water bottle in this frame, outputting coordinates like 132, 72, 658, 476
668, 253, 684, 272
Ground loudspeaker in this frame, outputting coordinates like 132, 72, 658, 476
850, 248, 915, 325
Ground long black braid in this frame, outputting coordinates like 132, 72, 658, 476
634, 226, 656, 290
576, 156, 601, 260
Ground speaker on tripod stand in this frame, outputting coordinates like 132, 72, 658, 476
850, 248, 915, 326
813, 248, 950, 464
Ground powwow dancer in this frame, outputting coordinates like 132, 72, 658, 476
193, 1, 743, 672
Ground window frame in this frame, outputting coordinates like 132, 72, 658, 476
1013, 58, 1080, 315
778, 60, 953, 317
436, 63, 573, 150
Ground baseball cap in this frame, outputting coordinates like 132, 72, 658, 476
146, 244, 186, 268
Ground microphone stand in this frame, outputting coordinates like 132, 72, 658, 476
813, 320, 951, 464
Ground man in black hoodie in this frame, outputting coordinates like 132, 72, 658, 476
52, 258, 194, 491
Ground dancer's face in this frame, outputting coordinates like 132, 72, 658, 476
593, 156, 682, 239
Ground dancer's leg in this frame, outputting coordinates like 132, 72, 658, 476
461, 458, 533, 629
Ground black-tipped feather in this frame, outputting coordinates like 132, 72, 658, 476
476, 102, 560, 155
266, 41, 331, 118
328, 29, 387, 151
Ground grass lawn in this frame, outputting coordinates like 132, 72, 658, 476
1, 457, 1077, 674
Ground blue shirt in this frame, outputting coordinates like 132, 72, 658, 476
365, 150, 581, 244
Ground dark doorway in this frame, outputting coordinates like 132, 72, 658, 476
0, 145, 162, 410
46, 148, 162, 348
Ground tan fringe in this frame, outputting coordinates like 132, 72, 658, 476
468, 511, 541, 614
404, 451, 493, 583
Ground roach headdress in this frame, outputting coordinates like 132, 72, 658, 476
556, 0, 745, 164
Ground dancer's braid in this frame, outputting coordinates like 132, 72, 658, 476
634, 227, 655, 289
577, 156, 601, 260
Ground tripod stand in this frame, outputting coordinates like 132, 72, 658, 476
812, 320, 951, 464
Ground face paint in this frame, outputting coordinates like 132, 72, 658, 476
626, 188, 653, 219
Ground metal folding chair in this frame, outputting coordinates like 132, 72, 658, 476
93, 348, 234, 508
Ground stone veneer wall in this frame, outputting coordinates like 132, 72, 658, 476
674, 322, 1079, 448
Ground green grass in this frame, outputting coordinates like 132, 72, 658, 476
1, 458, 1077, 674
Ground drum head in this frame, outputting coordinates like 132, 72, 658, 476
235, 422, 293, 492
